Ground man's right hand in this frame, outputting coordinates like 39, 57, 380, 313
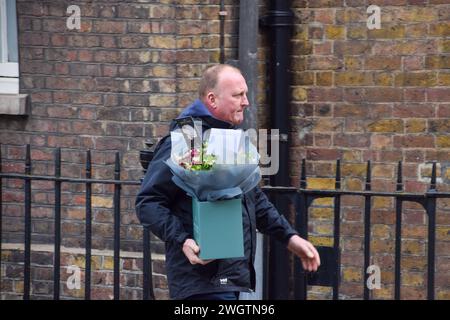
182, 238, 214, 265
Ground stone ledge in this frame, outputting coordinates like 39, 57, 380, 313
2, 242, 165, 261
0, 94, 29, 115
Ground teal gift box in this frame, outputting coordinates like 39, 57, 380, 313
192, 198, 244, 260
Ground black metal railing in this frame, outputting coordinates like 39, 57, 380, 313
263, 159, 449, 300
0, 144, 154, 300
1, 144, 449, 300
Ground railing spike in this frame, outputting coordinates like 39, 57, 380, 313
335, 159, 341, 190
115, 152, 121, 175
55, 148, 61, 176
429, 162, 437, 191
365, 160, 371, 191
396, 161, 403, 192
300, 158, 307, 189
86, 149, 91, 172
25, 144, 31, 174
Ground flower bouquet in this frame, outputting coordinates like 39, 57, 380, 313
165, 121, 261, 259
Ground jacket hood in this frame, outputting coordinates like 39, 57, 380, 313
177, 99, 213, 118
171, 99, 234, 130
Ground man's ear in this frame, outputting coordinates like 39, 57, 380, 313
206, 92, 217, 109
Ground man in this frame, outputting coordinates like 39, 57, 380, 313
135, 64, 320, 300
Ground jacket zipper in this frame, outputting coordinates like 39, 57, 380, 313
243, 194, 256, 289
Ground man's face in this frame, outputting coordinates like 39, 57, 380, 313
210, 69, 249, 125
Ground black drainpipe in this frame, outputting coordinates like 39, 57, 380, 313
219, 0, 226, 63
260, 0, 294, 299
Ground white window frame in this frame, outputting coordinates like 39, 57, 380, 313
0, 0, 19, 94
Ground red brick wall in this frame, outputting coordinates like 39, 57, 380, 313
288, 0, 450, 299
1, 244, 168, 300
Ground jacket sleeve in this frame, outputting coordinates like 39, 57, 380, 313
135, 137, 191, 245
254, 186, 299, 246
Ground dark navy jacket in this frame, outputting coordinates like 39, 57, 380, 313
135, 99, 298, 299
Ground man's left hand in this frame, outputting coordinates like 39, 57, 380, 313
287, 235, 321, 272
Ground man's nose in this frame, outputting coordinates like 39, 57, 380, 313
242, 94, 249, 107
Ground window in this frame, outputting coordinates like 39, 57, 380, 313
0, 0, 19, 94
